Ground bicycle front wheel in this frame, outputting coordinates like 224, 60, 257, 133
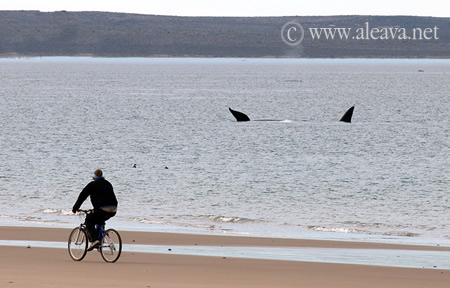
68, 227, 88, 261
100, 228, 122, 263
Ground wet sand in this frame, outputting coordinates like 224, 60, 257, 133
1, 226, 449, 288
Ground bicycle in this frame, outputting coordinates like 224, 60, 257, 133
68, 209, 122, 263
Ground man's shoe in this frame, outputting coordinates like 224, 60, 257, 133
87, 240, 100, 251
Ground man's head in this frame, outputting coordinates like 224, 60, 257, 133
93, 169, 104, 180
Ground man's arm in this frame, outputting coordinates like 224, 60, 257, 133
72, 183, 92, 213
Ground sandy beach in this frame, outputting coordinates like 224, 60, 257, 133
1, 226, 449, 288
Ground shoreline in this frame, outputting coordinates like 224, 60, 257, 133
2, 217, 450, 248
1, 226, 450, 288
2, 226, 450, 251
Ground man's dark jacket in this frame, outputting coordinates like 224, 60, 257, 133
73, 178, 118, 212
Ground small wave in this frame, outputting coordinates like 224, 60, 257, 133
204, 215, 263, 224
42, 208, 73, 216
133, 218, 168, 225
0, 214, 41, 221
308, 225, 421, 237
132, 217, 215, 229
308, 226, 358, 234
381, 231, 420, 237
132, 215, 263, 229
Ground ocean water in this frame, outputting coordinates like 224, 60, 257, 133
0, 57, 449, 245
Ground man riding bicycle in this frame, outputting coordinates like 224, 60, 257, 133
72, 169, 118, 251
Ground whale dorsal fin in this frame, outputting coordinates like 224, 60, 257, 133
229, 107, 251, 122
340, 106, 355, 123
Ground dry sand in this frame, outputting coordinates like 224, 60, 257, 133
1, 226, 449, 287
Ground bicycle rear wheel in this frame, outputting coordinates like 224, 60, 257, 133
100, 228, 122, 263
68, 227, 88, 261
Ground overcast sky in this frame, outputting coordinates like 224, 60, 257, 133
1, 0, 448, 17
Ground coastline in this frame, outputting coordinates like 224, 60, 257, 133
1, 226, 450, 288
2, 226, 450, 251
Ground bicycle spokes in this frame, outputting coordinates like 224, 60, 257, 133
68, 227, 88, 261
100, 229, 122, 263
75, 229, 84, 245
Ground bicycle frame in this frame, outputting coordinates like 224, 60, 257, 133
73, 224, 87, 245
95, 224, 107, 242
77, 210, 104, 242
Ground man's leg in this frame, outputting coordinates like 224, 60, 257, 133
85, 212, 102, 242
85, 210, 117, 241
103, 211, 116, 222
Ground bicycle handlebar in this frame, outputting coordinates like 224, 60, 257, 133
76, 209, 93, 223
77, 209, 93, 213
76, 209, 94, 219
